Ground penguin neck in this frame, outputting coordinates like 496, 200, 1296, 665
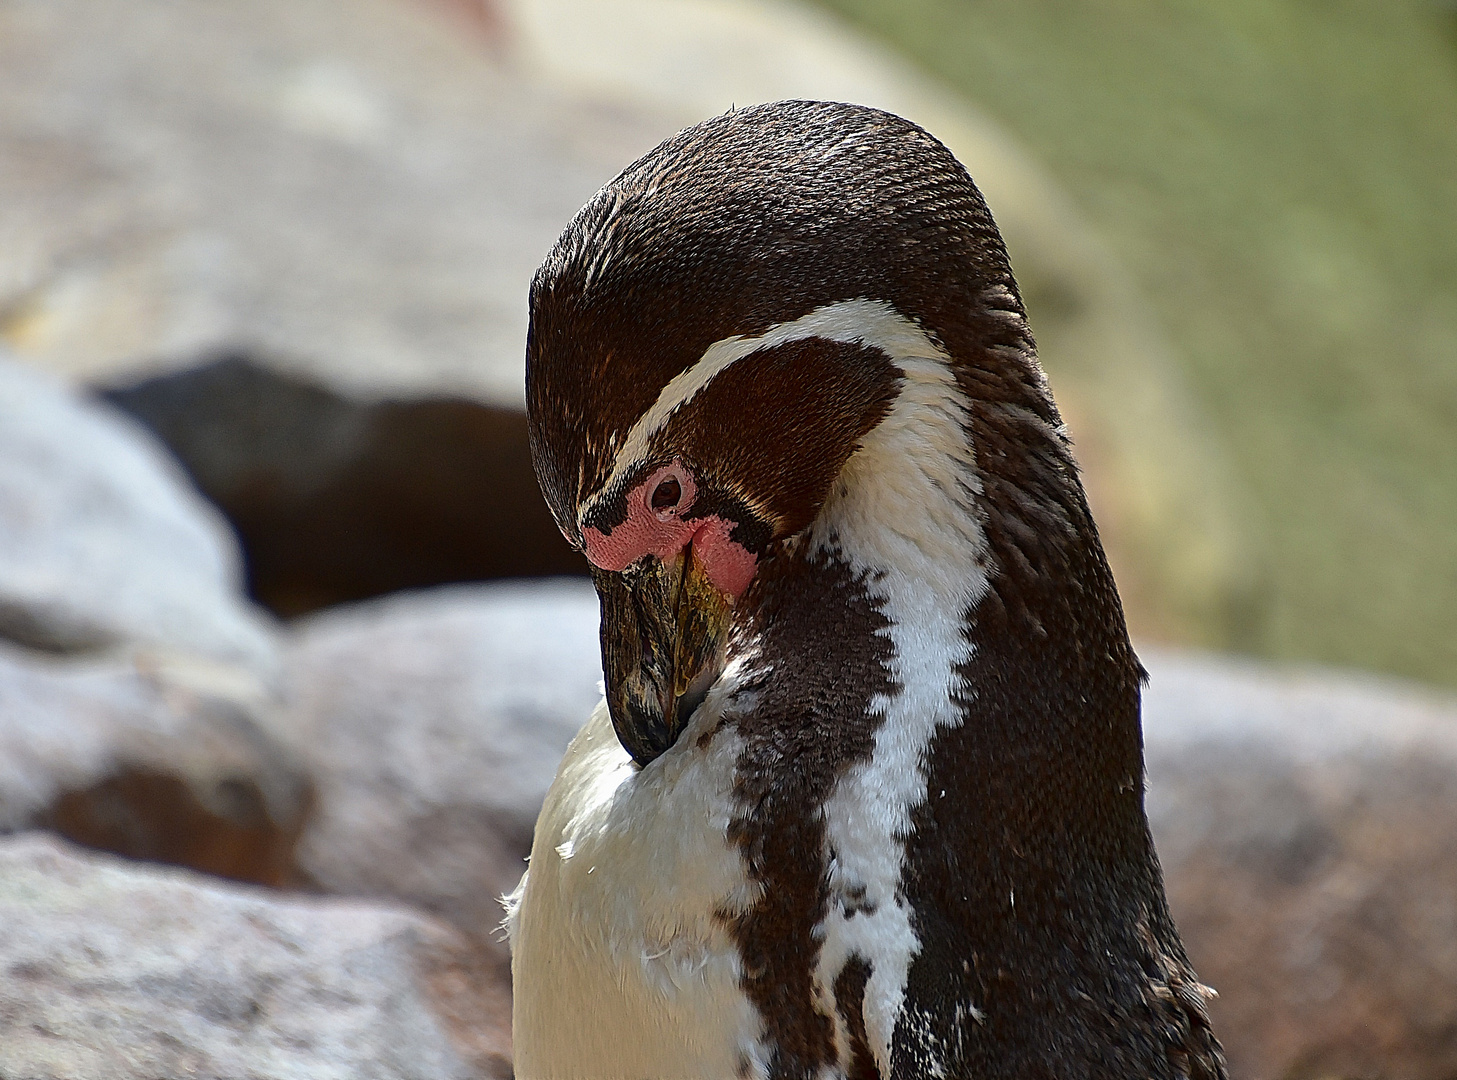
730, 323, 1150, 887
713, 323, 1201, 1075
717, 345, 1003, 1076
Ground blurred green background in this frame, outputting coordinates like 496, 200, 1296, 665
815, 0, 1457, 686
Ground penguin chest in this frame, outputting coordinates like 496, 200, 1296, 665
508, 703, 765, 1080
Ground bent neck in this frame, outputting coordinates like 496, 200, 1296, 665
711, 321, 1214, 1077
736, 323, 1161, 925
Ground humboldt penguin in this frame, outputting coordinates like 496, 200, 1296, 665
506, 99, 1225, 1080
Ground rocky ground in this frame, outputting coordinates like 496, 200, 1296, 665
1, 0, 1454, 1078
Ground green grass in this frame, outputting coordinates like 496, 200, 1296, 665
814, 0, 1457, 686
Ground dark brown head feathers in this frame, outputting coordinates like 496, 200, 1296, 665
526, 100, 1044, 548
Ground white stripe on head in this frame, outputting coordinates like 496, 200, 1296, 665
798, 314, 991, 1074
580, 298, 943, 523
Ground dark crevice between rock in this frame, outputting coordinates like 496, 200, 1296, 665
42, 768, 312, 888
102, 353, 585, 618
35, 691, 318, 889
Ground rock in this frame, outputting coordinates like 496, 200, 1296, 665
279, 590, 1457, 1078
0, 0, 673, 403
1, 0, 632, 619
1143, 649, 1457, 1080
0, 354, 278, 675
0, 832, 510, 1079
282, 590, 1457, 1079
285, 580, 602, 963
0, 642, 309, 886
104, 355, 583, 617
0, 0, 1253, 644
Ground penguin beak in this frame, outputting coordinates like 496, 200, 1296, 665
590, 540, 733, 767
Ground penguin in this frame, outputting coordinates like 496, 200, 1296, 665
506, 99, 1225, 1080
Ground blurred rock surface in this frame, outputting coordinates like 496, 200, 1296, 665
0, 642, 309, 886
278, 579, 1457, 1080
0, 832, 510, 1079
285, 580, 601, 965
0, 0, 672, 403
4, 564, 1456, 1078
1144, 649, 1457, 1080
0, 0, 1251, 644
0, 354, 278, 674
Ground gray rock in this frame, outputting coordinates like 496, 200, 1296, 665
0, 832, 510, 1079
1143, 649, 1457, 1080
282, 585, 1457, 1079
0, 0, 1252, 641
0, 0, 674, 404
0, 355, 278, 674
286, 580, 602, 961
0, 641, 309, 886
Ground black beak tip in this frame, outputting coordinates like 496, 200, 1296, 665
611, 682, 714, 769
612, 699, 675, 769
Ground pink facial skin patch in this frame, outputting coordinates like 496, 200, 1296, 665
581, 461, 759, 600
687, 515, 758, 598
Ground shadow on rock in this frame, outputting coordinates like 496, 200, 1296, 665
104, 354, 585, 617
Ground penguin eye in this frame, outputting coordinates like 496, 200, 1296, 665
640, 459, 694, 521
651, 476, 682, 513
